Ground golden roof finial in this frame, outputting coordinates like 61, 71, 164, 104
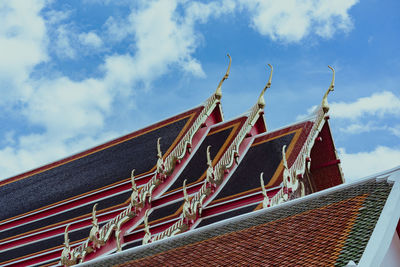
215, 54, 232, 100
206, 145, 212, 167
322, 65, 335, 113
257, 64, 273, 108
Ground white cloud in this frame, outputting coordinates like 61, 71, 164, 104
79, 31, 103, 48
389, 125, 400, 138
339, 122, 385, 135
25, 77, 112, 137
0, 0, 48, 104
0, 0, 362, 180
104, 16, 132, 43
339, 146, 400, 181
54, 25, 76, 59
0, 0, 237, 179
129, 0, 203, 79
238, 0, 358, 42
330, 91, 400, 120
296, 105, 317, 121
45, 9, 71, 25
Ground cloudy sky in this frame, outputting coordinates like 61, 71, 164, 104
0, 0, 399, 182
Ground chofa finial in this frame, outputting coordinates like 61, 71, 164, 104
258, 63, 273, 108
215, 54, 232, 100
322, 65, 335, 113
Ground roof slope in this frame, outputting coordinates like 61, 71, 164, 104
0, 108, 197, 221
81, 168, 400, 267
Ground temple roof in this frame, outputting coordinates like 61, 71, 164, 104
2, 63, 378, 267
80, 166, 400, 267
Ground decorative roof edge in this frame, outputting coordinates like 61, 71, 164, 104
260, 65, 339, 207
151, 65, 338, 242
150, 64, 273, 242
60, 55, 231, 266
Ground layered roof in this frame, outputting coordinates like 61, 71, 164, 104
80, 166, 400, 267
0, 62, 356, 266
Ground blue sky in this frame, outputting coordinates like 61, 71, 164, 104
0, 0, 399, 181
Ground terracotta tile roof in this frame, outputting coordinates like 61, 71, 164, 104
87, 179, 392, 266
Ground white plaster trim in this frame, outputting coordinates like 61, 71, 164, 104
357, 169, 400, 267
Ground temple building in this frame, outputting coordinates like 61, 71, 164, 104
0, 56, 399, 266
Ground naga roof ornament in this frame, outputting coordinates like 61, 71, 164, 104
257, 63, 273, 108
215, 54, 232, 100
322, 65, 335, 113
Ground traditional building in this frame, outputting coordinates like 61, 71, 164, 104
0, 56, 399, 266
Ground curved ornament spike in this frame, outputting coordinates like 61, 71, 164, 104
215, 54, 232, 100
282, 145, 291, 189
61, 224, 76, 266
64, 224, 70, 246
182, 179, 192, 218
92, 203, 98, 224
260, 172, 269, 209
156, 137, 165, 174
282, 145, 288, 169
89, 203, 101, 248
183, 179, 189, 202
143, 209, 151, 245
130, 169, 140, 207
157, 137, 162, 158
206, 145, 217, 185
131, 169, 137, 191
206, 145, 212, 167
322, 65, 335, 113
258, 63, 273, 108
